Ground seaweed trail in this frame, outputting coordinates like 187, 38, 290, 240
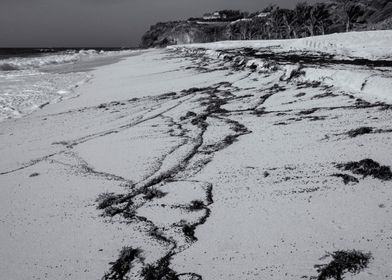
54, 93, 195, 149
347, 127, 373, 138
104, 247, 143, 280
0, 93, 193, 177
224, 47, 392, 67
140, 253, 179, 280
0, 152, 59, 176
96, 84, 253, 279
346, 126, 392, 138
314, 250, 372, 280
51, 151, 134, 185
336, 159, 392, 181
181, 202, 212, 242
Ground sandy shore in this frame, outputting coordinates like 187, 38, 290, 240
1, 32, 392, 280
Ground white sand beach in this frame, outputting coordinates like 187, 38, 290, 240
1, 31, 392, 280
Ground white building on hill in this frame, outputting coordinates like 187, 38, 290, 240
203, 11, 227, 20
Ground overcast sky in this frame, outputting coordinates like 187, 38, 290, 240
0, 0, 319, 48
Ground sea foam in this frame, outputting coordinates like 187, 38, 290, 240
0, 49, 123, 122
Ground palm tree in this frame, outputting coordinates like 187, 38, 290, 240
334, 0, 365, 32
313, 3, 332, 35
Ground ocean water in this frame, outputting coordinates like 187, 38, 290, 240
0, 49, 132, 122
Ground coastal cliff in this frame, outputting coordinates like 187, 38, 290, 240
141, 21, 229, 48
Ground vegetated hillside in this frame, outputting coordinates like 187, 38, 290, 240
140, 21, 228, 48
140, 0, 392, 48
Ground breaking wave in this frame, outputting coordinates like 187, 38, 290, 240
0, 49, 134, 122
0, 50, 100, 71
